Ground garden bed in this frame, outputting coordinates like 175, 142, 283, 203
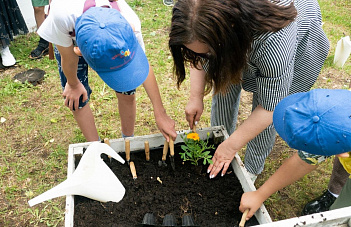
74, 140, 259, 226
64, 126, 272, 226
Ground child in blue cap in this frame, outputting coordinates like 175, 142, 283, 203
37, 0, 177, 141
239, 89, 351, 220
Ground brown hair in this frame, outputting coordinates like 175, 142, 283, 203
169, 0, 297, 94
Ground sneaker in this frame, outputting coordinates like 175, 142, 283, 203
163, 0, 174, 6
301, 190, 336, 215
30, 38, 49, 59
0, 46, 16, 67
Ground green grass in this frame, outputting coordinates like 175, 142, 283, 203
0, 0, 350, 225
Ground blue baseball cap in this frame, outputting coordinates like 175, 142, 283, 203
75, 7, 149, 92
273, 89, 351, 156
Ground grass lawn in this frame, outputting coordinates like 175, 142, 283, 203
0, 0, 350, 226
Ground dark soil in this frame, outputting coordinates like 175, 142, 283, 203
73, 141, 259, 227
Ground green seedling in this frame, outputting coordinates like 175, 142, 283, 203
180, 132, 214, 166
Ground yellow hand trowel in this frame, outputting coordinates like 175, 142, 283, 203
28, 142, 126, 207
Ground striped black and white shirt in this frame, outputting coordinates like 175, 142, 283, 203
202, 0, 330, 111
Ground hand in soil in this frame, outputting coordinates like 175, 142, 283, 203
208, 139, 237, 178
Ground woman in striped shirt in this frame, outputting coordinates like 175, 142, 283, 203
169, 0, 329, 180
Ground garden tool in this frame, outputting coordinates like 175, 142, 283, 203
239, 209, 249, 227
158, 140, 168, 167
169, 137, 175, 171
145, 140, 150, 161
129, 161, 137, 180
102, 138, 112, 163
162, 214, 177, 226
125, 139, 131, 165
28, 142, 126, 207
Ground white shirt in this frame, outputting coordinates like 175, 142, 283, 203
38, 0, 145, 51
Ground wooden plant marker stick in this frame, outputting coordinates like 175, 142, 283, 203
129, 161, 137, 180
193, 124, 197, 133
144, 140, 150, 161
48, 43, 54, 60
239, 209, 249, 227
125, 139, 130, 165
103, 138, 112, 162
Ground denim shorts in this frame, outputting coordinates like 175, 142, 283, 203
298, 150, 329, 165
54, 46, 136, 109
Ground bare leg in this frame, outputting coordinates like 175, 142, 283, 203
116, 92, 136, 137
329, 157, 350, 195
72, 104, 99, 141
33, 6, 46, 28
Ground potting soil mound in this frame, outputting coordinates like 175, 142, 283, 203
74, 142, 259, 227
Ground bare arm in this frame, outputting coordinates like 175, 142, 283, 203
143, 65, 176, 141
185, 65, 206, 129
239, 152, 318, 219
56, 44, 87, 111
208, 105, 273, 177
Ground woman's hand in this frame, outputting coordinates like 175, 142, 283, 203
207, 139, 238, 178
185, 97, 204, 129
239, 191, 265, 220
62, 82, 88, 111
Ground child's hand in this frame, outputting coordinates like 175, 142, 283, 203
73, 47, 82, 56
239, 191, 265, 220
336, 152, 351, 158
154, 110, 177, 141
63, 82, 88, 111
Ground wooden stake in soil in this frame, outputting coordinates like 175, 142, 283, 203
144, 140, 150, 161
125, 139, 130, 165
239, 209, 249, 227
129, 161, 137, 180
103, 138, 112, 163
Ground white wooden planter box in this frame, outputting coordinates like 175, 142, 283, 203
63, 125, 351, 226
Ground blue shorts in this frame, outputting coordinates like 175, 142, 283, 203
54, 46, 136, 109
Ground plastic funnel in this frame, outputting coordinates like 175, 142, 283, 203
28, 142, 125, 207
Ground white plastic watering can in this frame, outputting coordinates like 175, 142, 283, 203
28, 142, 126, 207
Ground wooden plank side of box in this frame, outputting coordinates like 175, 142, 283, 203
258, 206, 351, 227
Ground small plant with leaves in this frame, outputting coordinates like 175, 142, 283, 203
180, 132, 214, 166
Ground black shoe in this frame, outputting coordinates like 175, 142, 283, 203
30, 38, 49, 59
302, 190, 336, 215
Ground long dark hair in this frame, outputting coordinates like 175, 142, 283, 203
169, 0, 297, 94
